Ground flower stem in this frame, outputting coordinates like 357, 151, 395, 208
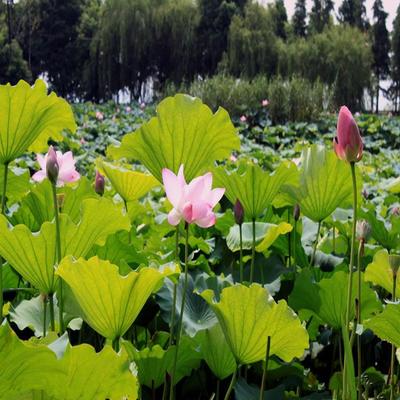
169, 223, 189, 400
239, 223, 243, 282
43, 295, 47, 337
224, 367, 237, 400
390, 273, 397, 400
356, 240, 363, 400
51, 183, 64, 334
259, 336, 271, 400
112, 336, 120, 352
293, 219, 297, 275
311, 221, 321, 266
343, 162, 358, 399
0, 162, 9, 320
169, 226, 180, 346
287, 210, 292, 269
49, 293, 55, 331
250, 218, 256, 283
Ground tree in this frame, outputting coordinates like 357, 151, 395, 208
371, 0, 390, 112
339, 0, 368, 30
271, 0, 287, 40
292, 0, 307, 37
391, 4, 400, 112
309, 0, 334, 33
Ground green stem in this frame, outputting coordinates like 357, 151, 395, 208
52, 184, 64, 334
239, 223, 243, 282
343, 162, 358, 400
216, 379, 220, 400
250, 218, 256, 284
390, 273, 397, 400
332, 226, 336, 255
259, 336, 271, 400
112, 336, 120, 352
169, 223, 189, 400
224, 368, 237, 400
43, 295, 47, 337
293, 220, 297, 275
49, 294, 55, 331
168, 226, 180, 346
357, 241, 363, 400
0, 162, 9, 319
311, 221, 321, 266
287, 210, 292, 269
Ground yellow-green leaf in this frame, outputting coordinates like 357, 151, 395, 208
56, 256, 163, 340
107, 94, 239, 182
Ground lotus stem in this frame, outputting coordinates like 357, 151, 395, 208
250, 218, 256, 283
168, 226, 180, 346
49, 293, 55, 331
287, 209, 292, 269
390, 273, 397, 400
43, 295, 47, 337
169, 222, 189, 400
0, 162, 9, 320
293, 219, 297, 275
311, 221, 321, 266
112, 336, 120, 352
357, 240, 363, 400
343, 161, 358, 400
239, 223, 243, 282
52, 183, 64, 333
259, 336, 271, 400
224, 367, 237, 400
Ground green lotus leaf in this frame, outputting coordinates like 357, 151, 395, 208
201, 284, 309, 365
56, 256, 163, 340
0, 323, 62, 399
213, 162, 298, 220
0, 197, 130, 293
107, 94, 239, 182
195, 323, 236, 379
0, 79, 76, 163
364, 304, 400, 347
226, 222, 292, 252
0, 165, 30, 205
289, 270, 382, 329
365, 249, 400, 294
124, 336, 201, 389
98, 159, 159, 201
285, 145, 356, 222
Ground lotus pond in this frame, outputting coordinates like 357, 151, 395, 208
1, 80, 400, 400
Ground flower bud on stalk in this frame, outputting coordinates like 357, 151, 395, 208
94, 170, 105, 196
293, 204, 300, 221
46, 146, 59, 185
356, 219, 371, 257
389, 254, 400, 276
234, 199, 244, 225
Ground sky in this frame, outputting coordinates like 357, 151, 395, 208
259, 0, 399, 30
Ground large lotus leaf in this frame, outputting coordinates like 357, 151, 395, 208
0, 79, 76, 163
107, 94, 239, 182
0, 165, 30, 205
364, 304, 400, 347
194, 323, 236, 379
98, 160, 159, 201
226, 222, 292, 252
57, 256, 163, 340
214, 162, 298, 220
285, 145, 355, 222
201, 284, 309, 365
289, 270, 382, 329
0, 323, 62, 399
365, 249, 400, 294
124, 336, 201, 389
0, 197, 130, 293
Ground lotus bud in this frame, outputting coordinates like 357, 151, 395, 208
234, 199, 244, 225
46, 146, 59, 185
389, 254, 400, 276
293, 204, 300, 221
94, 170, 105, 196
333, 106, 363, 163
356, 220, 371, 242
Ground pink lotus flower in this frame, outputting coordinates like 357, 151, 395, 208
162, 165, 225, 228
140, 102, 146, 110
32, 148, 80, 187
333, 106, 363, 163
95, 111, 104, 121
229, 154, 238, 162
261, 99, 269, 107
240, 115, 247, 123
126, 106, 132, 113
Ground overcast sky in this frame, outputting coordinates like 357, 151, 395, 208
259, 0, 399, 30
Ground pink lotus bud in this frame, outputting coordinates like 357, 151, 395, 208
94, 170, 105, 196
391, 207, 400, 216
240, 115, 247, 123
234, 199, 244, 225
356, 219, 371, 242
293, 204, 300, 221
140, 102, 146, 110
95, 111, 104, 121
46, 146, 59, 185
333, 106, 363, 163
261, 99, 269, 107
126, 106, 132, 113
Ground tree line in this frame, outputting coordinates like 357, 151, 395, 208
0, 0, 399, 111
